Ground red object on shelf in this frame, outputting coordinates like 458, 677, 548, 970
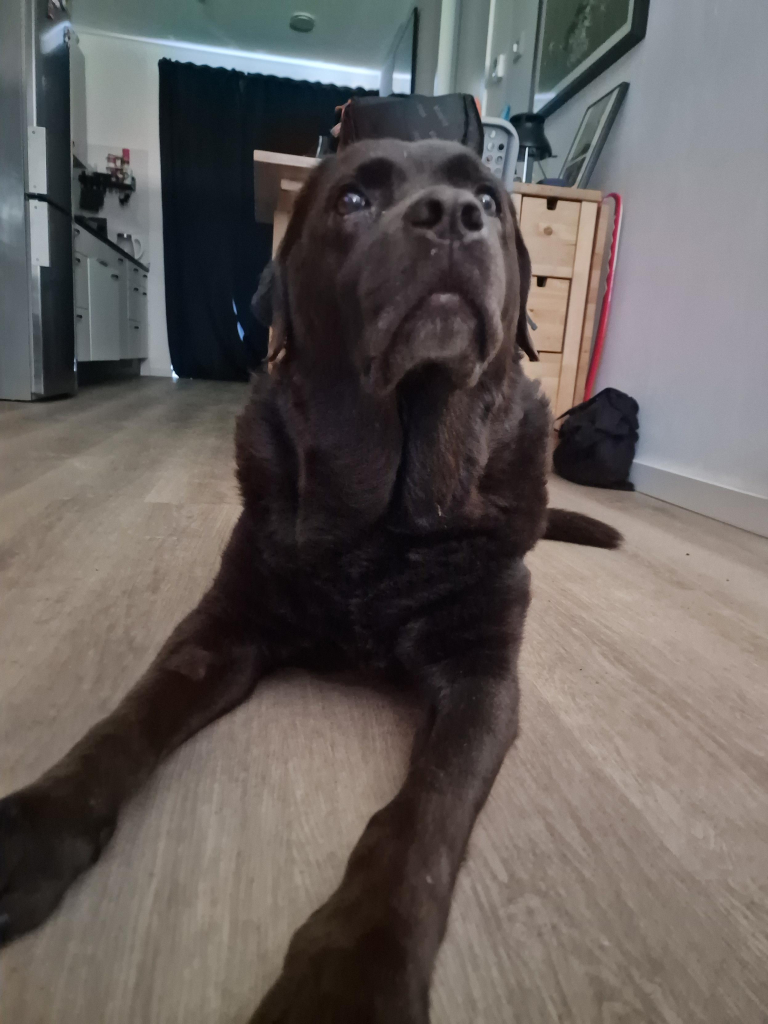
584, 192, 623, 400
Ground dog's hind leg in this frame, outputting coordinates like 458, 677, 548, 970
0, 519, 274, 946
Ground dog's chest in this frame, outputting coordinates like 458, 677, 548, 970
286, 529, 517, 672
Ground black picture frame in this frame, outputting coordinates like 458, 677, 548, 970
558, 81, 628, 187
531, 0, 648, 117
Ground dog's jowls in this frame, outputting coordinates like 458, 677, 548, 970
0, 139, 620, 1022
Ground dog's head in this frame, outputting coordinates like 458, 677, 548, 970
271, 138, 535, 392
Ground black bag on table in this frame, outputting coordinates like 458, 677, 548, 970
339, 94, 483, 155
553, 387, 639, 490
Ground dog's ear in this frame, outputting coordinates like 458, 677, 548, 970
268, 159, 335, 368
508, 196, 539, 363
265, 259, 290, 367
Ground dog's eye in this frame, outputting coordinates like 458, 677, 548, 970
477, 191, 499, 217
337, 189, 369, 215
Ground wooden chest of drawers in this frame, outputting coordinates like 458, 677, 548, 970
512, 182, 606, 418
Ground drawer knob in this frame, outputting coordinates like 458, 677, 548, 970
543, 225, 554, 236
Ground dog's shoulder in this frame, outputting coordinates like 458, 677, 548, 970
234, 370, 300, 544
478, 368, 551, 550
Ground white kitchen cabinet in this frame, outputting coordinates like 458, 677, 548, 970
86, 258, 121, 360
122, 264, 148, 358
73, 225, 148, 363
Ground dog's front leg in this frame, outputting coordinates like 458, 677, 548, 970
0, 521, 272, 944
251, 646, 521, 1024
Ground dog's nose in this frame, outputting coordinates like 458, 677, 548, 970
404, 187, 485, 240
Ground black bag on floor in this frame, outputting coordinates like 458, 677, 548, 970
553, 388, 639, 490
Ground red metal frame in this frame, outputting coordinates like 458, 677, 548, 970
584, 192, 623, 400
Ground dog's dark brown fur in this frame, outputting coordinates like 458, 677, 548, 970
0, 139, 619, 1021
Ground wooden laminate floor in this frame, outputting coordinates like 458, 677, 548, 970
1, 378, 767, 1024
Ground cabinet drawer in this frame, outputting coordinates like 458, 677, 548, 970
520, 197, 580, 278
72, 225, 87, 257
126, 318, 148, 359
75, 309, 91, 361
128, 279, 147, 321
522, 351, 560, 408
73, 254, 88, 309
72, 226, 104, 260
527, 277, 570, 353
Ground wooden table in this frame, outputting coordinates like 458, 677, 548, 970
254, 150, 606, 415
253, 150, 317, 258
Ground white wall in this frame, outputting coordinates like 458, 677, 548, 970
481, 0, 768, 532
484, 0, 539, 117
414, 0, 443, 97
454, 0, 491, 100
76, 29, 380, 377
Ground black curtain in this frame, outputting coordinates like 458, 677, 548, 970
159, 60, 373, 380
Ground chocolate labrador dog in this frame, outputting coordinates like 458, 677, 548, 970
0, 139, 619, 1020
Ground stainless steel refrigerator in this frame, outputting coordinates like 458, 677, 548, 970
0, 0, 83, 400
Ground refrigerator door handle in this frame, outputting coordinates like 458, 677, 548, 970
28, 201, 50, 267
27, 126, 48, 194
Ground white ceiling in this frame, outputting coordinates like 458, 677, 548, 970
71, 0, 417, 70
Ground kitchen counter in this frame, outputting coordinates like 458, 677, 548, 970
74, 217, 149, 272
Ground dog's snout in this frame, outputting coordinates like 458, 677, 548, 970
459, 201, 483, 233
404, 188, 485, 241
406, 196, 444, 231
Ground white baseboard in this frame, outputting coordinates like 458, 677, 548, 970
631, 462, 768, 538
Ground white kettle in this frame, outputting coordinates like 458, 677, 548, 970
116, 232, 144, 262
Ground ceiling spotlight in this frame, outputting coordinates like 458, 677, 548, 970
289, 12, 315, 32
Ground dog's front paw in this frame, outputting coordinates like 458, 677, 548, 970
0, 785, 115, 944
250, 905, 429, 1024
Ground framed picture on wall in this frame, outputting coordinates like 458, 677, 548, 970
531, 0, 649, 116
558, 82, 628, 186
